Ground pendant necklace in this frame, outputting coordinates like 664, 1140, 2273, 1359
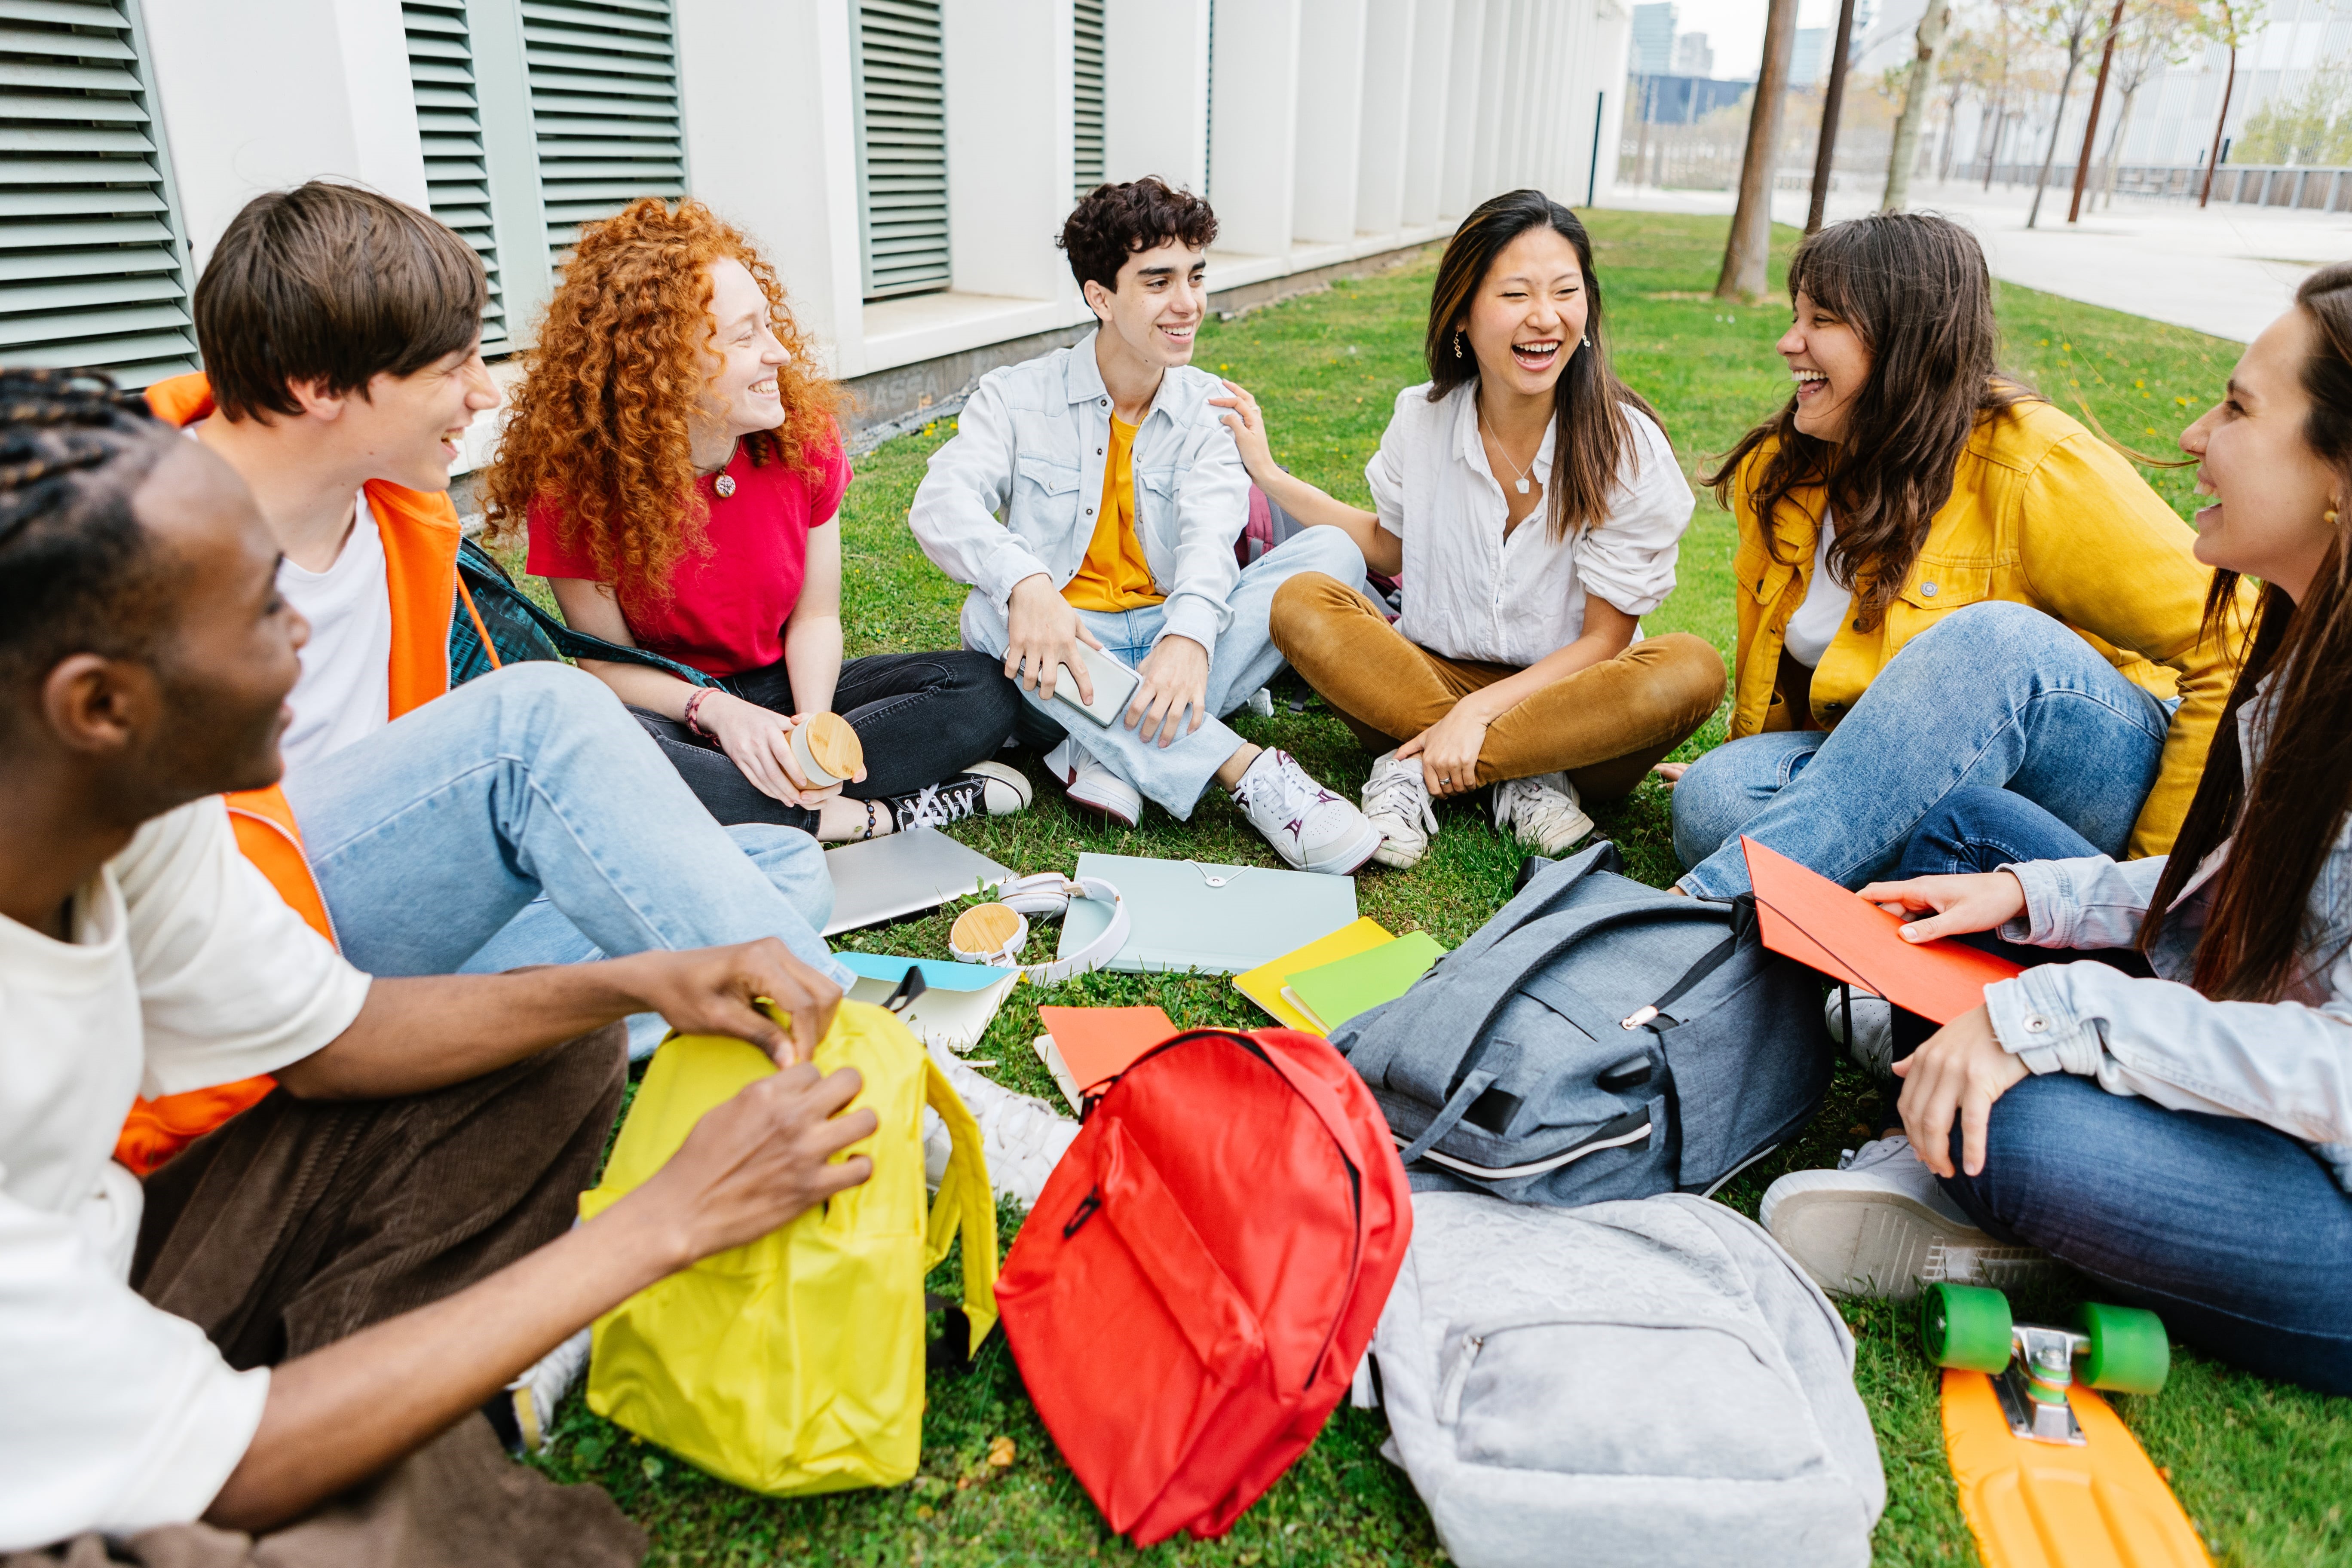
1479, 413, 1536, 496
708, 438, 741, 499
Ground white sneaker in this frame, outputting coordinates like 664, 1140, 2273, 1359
1042, 738, 1141, 827
1230, 749, 1384, 875
505, 1327, 591, 1454
1489, 772, 1596, 856
1360, 750, 1439, 869
923, 1046, 1081, 1209
1824, 986, 1896, 1079
1760, 1135, 2060, 1301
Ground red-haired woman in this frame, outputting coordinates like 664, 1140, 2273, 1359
487, 198, 1026, 839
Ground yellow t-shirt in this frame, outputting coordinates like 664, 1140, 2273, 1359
1061, 415, 1165, 613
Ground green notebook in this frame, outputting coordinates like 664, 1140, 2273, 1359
1283, 930, 1447, 1034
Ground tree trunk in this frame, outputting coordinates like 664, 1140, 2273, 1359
1883, 0, 1953, 211
2199, 44, 2237, 206
1718, 0, 1802, 300
2026, 50, 2086, 227
1983, 95, 2007, 187
2067, 0, 2128, 221
1808, 0, 1861, 231
2101, 85, 2139, 208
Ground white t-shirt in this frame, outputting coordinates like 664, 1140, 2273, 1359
1782, 509, 1853, 669
0, 798, 371, 1549
1365, 383, 1695, 668
274, 492, 392, 779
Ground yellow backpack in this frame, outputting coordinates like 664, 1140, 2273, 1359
578, 1001, 998, 1495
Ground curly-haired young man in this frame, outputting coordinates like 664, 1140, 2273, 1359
909, 178, 1383, 872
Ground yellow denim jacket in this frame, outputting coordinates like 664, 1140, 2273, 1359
1728, 398, 2243, 858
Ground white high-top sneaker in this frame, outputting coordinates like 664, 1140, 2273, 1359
1360, 750, 1439, 869
1489, 772, 1596, 856
1229, 749, 1384, 875
1042, 738, 1141, 827
1760, 1134, 2061, 1301
505, 1327, 592, 1454
923, 1047, 1081, 1210
1824, 986, 1896, 1079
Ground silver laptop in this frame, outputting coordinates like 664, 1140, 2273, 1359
821, 827, 1013, 936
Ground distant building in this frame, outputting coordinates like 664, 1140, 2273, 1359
1632, 74, 1754, 124
1791, 27, 1825, 86
1630, 2, 1678, 75
1673, 31, 1715, 77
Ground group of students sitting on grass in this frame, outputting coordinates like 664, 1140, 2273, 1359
2, 168, 2346, 1559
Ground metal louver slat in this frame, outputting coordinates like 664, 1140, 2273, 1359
523, 0, 684, 272
400, 0, 506, 355
1072, 0, 1103, 198
0, 0, 195, 386
852, 0, 949, 299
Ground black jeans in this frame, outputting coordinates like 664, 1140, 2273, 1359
632, 648, 1020, 830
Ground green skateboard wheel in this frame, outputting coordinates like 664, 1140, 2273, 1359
2079, 1302, 2170, 1395
1921, 1282, 2013, 1372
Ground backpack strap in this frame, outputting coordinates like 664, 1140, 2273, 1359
921, 1055, 1001, 1359
453, 536, 720, 689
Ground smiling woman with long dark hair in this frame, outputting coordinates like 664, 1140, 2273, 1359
1665, 213, 2247, 903
1213, 189, 1726, 868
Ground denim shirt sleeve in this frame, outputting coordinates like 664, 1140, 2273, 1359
906, 375, 1054, 616
2001, 853, 2165, 949
1155, 404, 1248, 652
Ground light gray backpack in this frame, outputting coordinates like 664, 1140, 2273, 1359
1357, 1190, 1884, 1568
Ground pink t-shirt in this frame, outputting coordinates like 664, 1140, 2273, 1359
527, 429, 851, 678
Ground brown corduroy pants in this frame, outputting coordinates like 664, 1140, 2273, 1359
7, 1028, 643, 1568
1269, 571, 1729, 798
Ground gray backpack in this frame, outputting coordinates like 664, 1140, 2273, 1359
1357, 1190, 1885, 1568
1329, 840, 1830, 1203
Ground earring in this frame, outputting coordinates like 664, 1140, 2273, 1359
2330, 508, 2342, 526
1453, 332, 1464, 360
1582, 336, 1592, 349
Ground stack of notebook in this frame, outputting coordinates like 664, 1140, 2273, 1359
1032, 1004, 1180, 1113
1233, 919, 1448, 1035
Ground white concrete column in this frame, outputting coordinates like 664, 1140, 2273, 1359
1469, 0, 1513, 200
144, 0, 429, 267
1355, 0, 1415, 234
677, 0, 866, 373
1104, 0, 1211, 192
1401, 0, 1454, 225
1439, 0, 1484, 217
1208, 0, 1302, 256
1292, 0, 1368, 245
940, 0, 1071, 303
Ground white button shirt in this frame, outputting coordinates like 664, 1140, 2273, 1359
1366, 381, 1694, 668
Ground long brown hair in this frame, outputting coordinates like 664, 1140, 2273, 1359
2141, 262, 2352, 1001
484, 198, 841, 609
1425, 190, 1658, 542
1703, 214, 2029, 629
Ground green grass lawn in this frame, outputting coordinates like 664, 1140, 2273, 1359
530, 212, 2349, 1565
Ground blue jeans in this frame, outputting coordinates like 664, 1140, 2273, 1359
959, 526, 1366, 818
281, 663, 851, 1058
1899, 788, 2352, 1394
1672, 601, 2173, 899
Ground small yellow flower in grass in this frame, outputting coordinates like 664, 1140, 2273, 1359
987, 1435, 1016, 1468
917, 1505, 935, 1522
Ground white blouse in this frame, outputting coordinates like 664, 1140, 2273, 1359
1365, 381, 1694, 668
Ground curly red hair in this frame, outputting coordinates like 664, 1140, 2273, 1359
484, 197, 842, 608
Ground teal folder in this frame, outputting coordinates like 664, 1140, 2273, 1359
1054, 851, 1359, 975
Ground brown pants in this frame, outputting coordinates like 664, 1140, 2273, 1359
1269, 572, 1728, 798
9, 1029, 643, 1568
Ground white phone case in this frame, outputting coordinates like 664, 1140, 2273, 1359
1044, 641, 1141, 728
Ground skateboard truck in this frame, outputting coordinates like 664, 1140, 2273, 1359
1920, 1282, 2170, 1448
1991, 1323, 2092, 1445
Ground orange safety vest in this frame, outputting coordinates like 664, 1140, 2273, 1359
114, 375, 465, 1175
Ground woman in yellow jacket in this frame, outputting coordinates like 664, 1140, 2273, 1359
1669, 212, 2245, 900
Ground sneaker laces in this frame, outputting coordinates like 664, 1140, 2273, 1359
1363, 756, 1437, 833
898, 778, 978, 830
1836, 1133, 1914, 1173
1234, 751, 1320, 822
1496, 776, 1590, 845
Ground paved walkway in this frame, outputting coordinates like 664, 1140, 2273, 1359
1604, 179, 2352, 344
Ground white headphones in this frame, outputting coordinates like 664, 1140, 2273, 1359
948, 873, 1130, 983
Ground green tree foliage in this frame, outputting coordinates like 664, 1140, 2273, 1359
2232, 57, 2352, 165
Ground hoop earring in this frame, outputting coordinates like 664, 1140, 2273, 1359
1453, 332, 1464, 360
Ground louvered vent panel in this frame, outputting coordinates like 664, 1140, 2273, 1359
0, 0, 194, 386
854, 0, 949, 299
523, 0, 685, 271
401, 0, 505, 354
1073, 0, 1104, 197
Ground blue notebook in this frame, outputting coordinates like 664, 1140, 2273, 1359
1054, 852, 1359, 976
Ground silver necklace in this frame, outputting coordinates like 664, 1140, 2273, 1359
1478, 413, 1537, 496
706, 438, 740, 498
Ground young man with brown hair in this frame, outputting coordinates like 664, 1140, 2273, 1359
0, 367, 864, 1560
908, 178, 1382, 873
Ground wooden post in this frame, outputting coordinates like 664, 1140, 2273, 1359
1717, 0, 1801, 301
1807, 0, 1859, 232
2199, 39, 2236, 207
2067, 0, 2128, 222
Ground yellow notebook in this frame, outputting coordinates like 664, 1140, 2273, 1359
1233, 916, 1396, 1033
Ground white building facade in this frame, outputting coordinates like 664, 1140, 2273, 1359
4, 0, 1631, 456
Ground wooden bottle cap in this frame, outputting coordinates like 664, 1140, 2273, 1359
793, 711, 864, 784
951, 902, 1024, 957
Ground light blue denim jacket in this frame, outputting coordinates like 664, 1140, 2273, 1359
1985, 681, 2352, 1190
906, 332, 1249, 655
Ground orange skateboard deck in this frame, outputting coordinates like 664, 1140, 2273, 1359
1942, 1368, 2210, 1568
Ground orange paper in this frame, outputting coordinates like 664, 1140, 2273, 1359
1035, 1005, 1179, 1098
1741, 836, 2022, 1025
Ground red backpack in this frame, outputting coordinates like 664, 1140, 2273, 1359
995, 1028, 1413, 1546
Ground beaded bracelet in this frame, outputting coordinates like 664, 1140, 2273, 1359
683, 688, 714, 739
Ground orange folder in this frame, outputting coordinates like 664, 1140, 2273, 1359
1035, 1005, 1179, 1101
1740, 836, 2022, 1025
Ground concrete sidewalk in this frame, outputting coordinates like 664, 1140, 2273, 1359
1603, 180, 2352, 344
